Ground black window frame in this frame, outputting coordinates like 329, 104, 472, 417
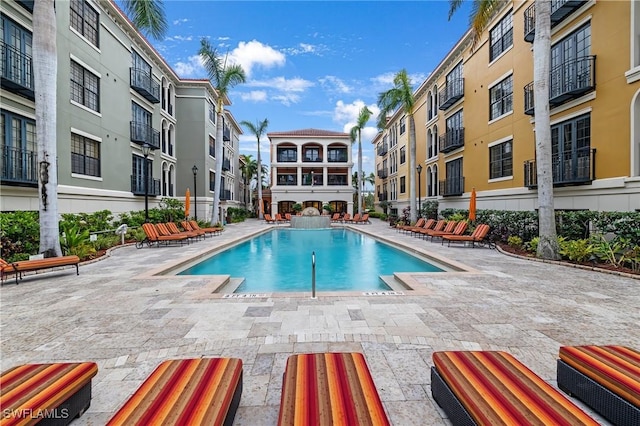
70, 60, 100, 112
489, 75, 513, 120
70, 0, 99, 47
400, 176, 406, 194
489, 140, 513, 179
399, 146, 406, 164
71, 132, 101, 177
400, 116, 406, 134
489, 11, 513, 62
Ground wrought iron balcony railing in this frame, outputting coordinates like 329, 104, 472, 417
130, 175, 161, 195
377, 192, 388, 201
327, 150, 348, 162
524, 0, 587, 42
220, 189, 232, 200
130, 121, 161, 150
223, 126, 231, 142
377, 168, 388, 179
439, 176, 465, 197
1, 41, 34, 100
523, 148, 596, 188
222, 157, 231, 171
1, 146, 37, 186
523, 56, 596, 115
438, 78, 464, 110
130, 68, 160, 103
377, 144, 388, 156
327, 175, 348, 186
438, 128, 465, 153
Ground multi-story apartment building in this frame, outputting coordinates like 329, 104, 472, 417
1, 0, 244, 221
268, 128, 354, 215
375, 0, 640, 214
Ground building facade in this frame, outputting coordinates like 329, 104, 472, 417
268, 128, 355, 215
1, 0, 244, 221
374, 0, 640, 215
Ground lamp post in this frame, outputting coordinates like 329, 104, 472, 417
192, 164, 198, 220
142, 143, 152, 223
416, 164, 423, 218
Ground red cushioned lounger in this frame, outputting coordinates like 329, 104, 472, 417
0, 362, 98, 426
558, 345, 640, 426
432, 351, 598, 426
278, 352, 390, 426
107, 358, 242, 426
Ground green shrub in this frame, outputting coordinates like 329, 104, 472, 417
507, 235, 523, 248
0, 211, 40, 261
524, 237, 539, 253
60, 222, 90, 256
92, 234, 120, 251
559, 238, 594, 262
590, 234, 629, 268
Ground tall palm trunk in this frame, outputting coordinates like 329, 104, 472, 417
211, 101, 224, 225
533, 0, 560, 259
33, 0, 61, 257
257, 141, 263, 220
357, 131, 363, 214
408, 115, 417, 223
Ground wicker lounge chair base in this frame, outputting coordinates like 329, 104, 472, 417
431, 351, 598, 426
0, 362, 98, 426
107, 357, 242, 426
557, 345, 640, 426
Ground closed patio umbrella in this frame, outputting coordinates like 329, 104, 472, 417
469, 187, 476, 222
185, 188, 191, 219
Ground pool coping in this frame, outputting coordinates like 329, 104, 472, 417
134, 224, 487, 298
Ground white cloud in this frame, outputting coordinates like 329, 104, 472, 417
243, 77, 314, 105
283, 42, 326, 56
240, 90, 268, 102
319, 76, 352, 94
169, 35, 193, 42
228, 40, 286, 77
173, 54, 204, 77
272, 93, 302, 106
371, 71, 429, 91
172, 18, 188, 25
333, 100, 380, 125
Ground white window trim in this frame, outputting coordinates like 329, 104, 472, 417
488, 176, 513, 183
488, 70, 513, 90
71, 173, 103, 182
70, 54, 102, 77
70, 100, 102, 117
550, 107, 592, 126
69, 27, 100, 54
488, 110, 513, 125
71, 127, 102, 142
488, 44, 513, 67
487, 135, 513, 148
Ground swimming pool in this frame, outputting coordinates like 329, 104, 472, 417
178, 228, 444, 292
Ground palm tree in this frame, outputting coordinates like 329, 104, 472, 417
240, 154, 257, 210
32, 0, 167, 257
378, 70, 417, 222
365, 172, 376, 190
199, 38, 246, 225
448, 0, 559, 259
349, 106, 372, 215
240, 119, 269, 219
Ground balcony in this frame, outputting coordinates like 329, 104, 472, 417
438, 128, 465, 153
1, 146, 37, 186
130, 121, 161, 150
222, 157, 231, 171
302, 154, 322, 163
130, 68, 160, 103
223, 126, 231, 142
438, 79, 464, 110
523, 56, 596, 115
377, 192, 388, 201
524, 0, 587, 42
131, 175, 161, 196
1, 42, 34, 100
377, 144, 388, 156
327, 175, 348, 185
220, 189, 232, 200
327, 150, 348, 162
524, 148, 595, 188
277, 151, 297, 162
377, 168, 388, 179
277, 175, 297, 186
439, 176, 465, 197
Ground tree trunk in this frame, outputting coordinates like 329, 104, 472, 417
357, 131, 363, 214
211, 103, 224, 225
33, 0, 62, 257
533, 0, 560, 260
257, 138, 263, 220
408, 114, 417, 223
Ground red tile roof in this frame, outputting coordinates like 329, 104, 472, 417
267, 128, 349, 138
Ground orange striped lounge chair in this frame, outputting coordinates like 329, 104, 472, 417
557, 345, 640, 426
407, 218, 434, 236
137, 223, 188, 248
428, 221, 468, 242
431, 351, 599, 425
108, 358, 243, 426
416, 219, 446, 238
397, 217, 424, 233
188, 220, 223, 236
277, 352, 390, 426
180, 221, 206, 238
1, 362, 98, 425
166, 222, 200, 240
264, 214, 277, 224
1, 256, 80, 285
442, 224, 491, 247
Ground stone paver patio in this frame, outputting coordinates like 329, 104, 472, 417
1, 219, 638, 425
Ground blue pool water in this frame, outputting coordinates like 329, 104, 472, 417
178, 228, 443, 292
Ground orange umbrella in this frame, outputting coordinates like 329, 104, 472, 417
469, 187, 477, 222
184, 188, 191, 218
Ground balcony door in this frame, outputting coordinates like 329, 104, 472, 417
1, 16, 33, 89
551, 24, 591, 98
551, 114, 591, 183
1, 111, 36, 184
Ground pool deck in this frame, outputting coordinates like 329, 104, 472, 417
1, 218, 638, 425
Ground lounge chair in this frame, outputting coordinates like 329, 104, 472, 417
166, 222, 200, 240
180, 221, 206, 238
275, 213, 287, 224
1, 255, 80, 285
108, 358, 243, 426
428, 220, 468, 242
431, 350, 599, 425
330, 213, 341, 222
345, 213, 361, 224
188, 220, 223, 236
136, 223, 188, 248
278, 352, 390, 425
264, 214, 277, 224
398, 218, 425, 233
355, 213, 370, 224
341, 213, 351, 223
557, 345, 640, 426
155, 223, 191, 245
1, 362, 98, 425
406, 218, 434, 236
284, 213, 292, 222
415, 219, 446, 238
442, 224, 491, 247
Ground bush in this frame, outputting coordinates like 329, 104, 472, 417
524, 237, 539, 253
226, 207, 248, 223
507, 235, 523, 248
60, 222, 90, 256
0, 211, 40, 262
559, 238, 594, 262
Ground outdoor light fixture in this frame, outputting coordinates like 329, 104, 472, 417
142, 143, 152, 222
192, 164, 198, 220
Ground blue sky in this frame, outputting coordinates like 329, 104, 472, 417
144, 0, 472, 178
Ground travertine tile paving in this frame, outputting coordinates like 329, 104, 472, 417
1, 219, 638, 425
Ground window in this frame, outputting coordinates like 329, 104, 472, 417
489, 75, 512, 120
400, 116, 406, 134
551, 113, 591, 182
1, 110, 37, 183
1, 16, 33, 91
277, 147, 297, 162
70, 60, 99, 112
444, 158, 464, 195
489, 140, 512, 179
209, 136, 215, 157
70, 0, 99, 47
400, 176, 406, 194
209, 102, 216, 123
209, 171, 215, 191
131, 154, 151, 194
489, 12, 513, 61
71, 133, 100, 177
551, 24, 591, 99
304, 148, 320, 161
400, 146, 406, 164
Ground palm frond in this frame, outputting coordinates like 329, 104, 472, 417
123, 0, 168, 40
199, 38, 223, 86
